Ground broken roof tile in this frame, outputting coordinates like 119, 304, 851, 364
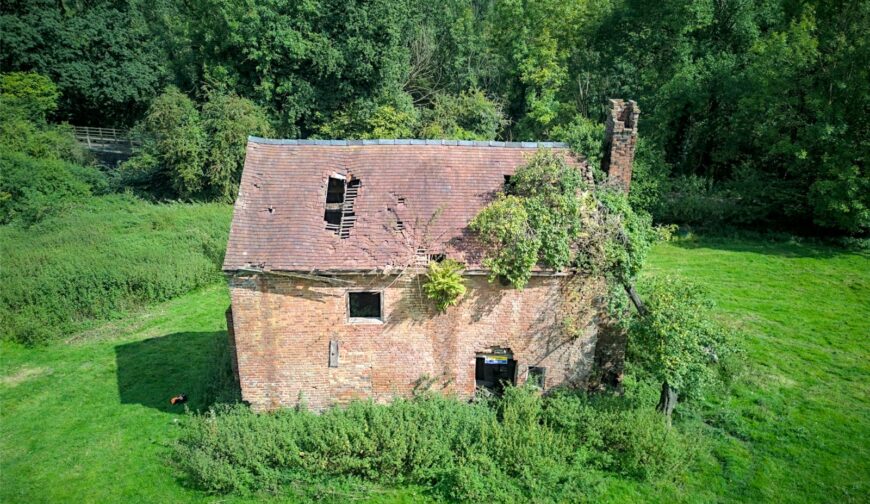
223, 139, 587, 272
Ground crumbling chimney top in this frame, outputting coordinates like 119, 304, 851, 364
602, 99, 640, 191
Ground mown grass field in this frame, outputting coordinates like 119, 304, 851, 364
1, 236, 868, 503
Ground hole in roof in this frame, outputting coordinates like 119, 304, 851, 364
395, 220, 404, 231
503, 175, 515, 193
428, 253, 446, 263
323, 178, 361, 239
326, 176, 345, 204
397, 196, 406, 205
324, 210, 341, 227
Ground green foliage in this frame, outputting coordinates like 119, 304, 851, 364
422, 259, 467, 312
551, 115, 605, 170
0, 108, 86, 164
471, 150, 654, 290
543, 390, 694, 480
510, 150, 585, 270
0, 193, 231, 345
129, 86, 206, 198
0, 0, 870, 235
175, 386, 692, 499
201, 91, 274, 201
0, 0, 169, 125
0, 151, 104, 226
0, 71, 59, 121
124, 86, 272, 200
420, 89, 506, 140
316, 91, 419, 140
469, 195, 539, 289
0, 72, 87, 164
3, 0, 868, 234
592, 186, 655, 282
628, 275, 742, 401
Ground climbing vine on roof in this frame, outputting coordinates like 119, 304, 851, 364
469, 149, 654, 297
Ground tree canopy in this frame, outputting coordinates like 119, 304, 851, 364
1, 0, 866, 233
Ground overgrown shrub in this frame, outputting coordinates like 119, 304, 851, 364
0, 72, 87, 164
122, 86, 272, 201
551, 115, 605, 170
469, 195, 539, 288
201, 91, 275, 201
0, 194, 232, 345
175, 386, 694, 501
470, 150, 655, 292
420, 89, 507, 140
0, 151, 106, 225
0, 72, 59, 121
316, 90, 420, 140
542, 390, 694, 480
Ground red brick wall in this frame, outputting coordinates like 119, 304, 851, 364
602, 99, 640, 190
228, 272, 608, 411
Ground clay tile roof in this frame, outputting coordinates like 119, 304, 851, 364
222, 137, 588, 273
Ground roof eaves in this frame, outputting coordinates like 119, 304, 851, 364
247, 136, 570, 149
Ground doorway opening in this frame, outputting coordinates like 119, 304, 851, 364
475, 348, 516, 396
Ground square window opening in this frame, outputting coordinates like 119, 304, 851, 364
348, 291, 382, 320
528, 366, 546, 388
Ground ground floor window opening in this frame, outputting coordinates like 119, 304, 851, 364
475, 348, 516, 396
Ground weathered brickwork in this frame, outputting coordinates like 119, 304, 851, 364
228, 272, 609, 411
603, 99, 640, 190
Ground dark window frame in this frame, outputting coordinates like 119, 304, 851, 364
528, 366, 547, 388
347, 290, 383, 323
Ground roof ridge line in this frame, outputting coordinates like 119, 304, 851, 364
247, 136, 569, 148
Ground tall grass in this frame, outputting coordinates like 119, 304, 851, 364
0, 194, 231, 344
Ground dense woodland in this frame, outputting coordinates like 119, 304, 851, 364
1, 0, 867, 234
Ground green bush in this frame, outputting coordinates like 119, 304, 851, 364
420, 89, 507, 140
551, 115, 605, 170
0, 73, 87, 164
123, 86, 272, 201
471, 150, 655, 292
469, 194, 540, 288
316, 90, 420, 140
422, 259, 467, 311
628, 275, 743, 403
542, 390, 694, 480
175, 386, 693, 500
0, 72, 59, 121
0, 194, 231, 345
0, 151, 105, 225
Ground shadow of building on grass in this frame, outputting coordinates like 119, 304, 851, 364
115, 331, 240, 414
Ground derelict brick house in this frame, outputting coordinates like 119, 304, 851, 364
223, 99, 640, 412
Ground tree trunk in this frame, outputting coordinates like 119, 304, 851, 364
656, 381, 678, 424
623, 281, 647, 316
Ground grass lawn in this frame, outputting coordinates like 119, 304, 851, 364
644, 237, 870, 503
1, 236, 868, 502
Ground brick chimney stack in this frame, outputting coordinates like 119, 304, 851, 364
602, 99, 640, 191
